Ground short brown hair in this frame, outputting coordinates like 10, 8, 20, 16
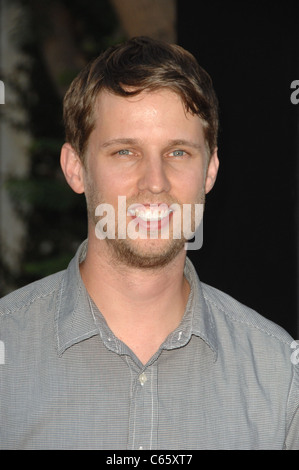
63, 36, 219, 163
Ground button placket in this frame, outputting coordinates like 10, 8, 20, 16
138, 372, 148, 386
127, 364, 158, 450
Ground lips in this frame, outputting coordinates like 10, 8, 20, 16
127, 203, 173, 230
127, 203, 173, 221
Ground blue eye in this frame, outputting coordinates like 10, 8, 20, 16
170, 150, 186, 157
118, 149, 132, 155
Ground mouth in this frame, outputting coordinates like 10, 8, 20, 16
127, 203, 174, 232
127, 204, 173, 222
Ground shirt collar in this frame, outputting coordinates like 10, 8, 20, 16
183, 257, 218, 361
55, 240, 99, 356
56, 240, 218, 360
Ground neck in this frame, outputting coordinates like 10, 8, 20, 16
80, 236, 190, 363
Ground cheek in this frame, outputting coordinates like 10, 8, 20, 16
175, 169, 205, 201
90, 166, 136, 204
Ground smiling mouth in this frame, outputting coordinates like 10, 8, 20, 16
127, 205, 173, 222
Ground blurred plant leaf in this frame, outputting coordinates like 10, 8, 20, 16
6, 177, 82, 211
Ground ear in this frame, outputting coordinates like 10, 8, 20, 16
60, 143, 85, 194
205, 148, 219, 194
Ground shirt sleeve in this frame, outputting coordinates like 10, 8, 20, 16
284, 361, 299, 450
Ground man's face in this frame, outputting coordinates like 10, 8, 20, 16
82, 88, 218, 268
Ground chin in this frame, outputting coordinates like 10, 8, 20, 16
106, 237, 186, 269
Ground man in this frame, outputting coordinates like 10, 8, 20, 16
0, 36, 298, 450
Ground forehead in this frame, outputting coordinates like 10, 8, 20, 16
92, 88, 205, 139
95, 88, 184, 113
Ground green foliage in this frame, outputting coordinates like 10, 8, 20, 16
3, 0, 120, 290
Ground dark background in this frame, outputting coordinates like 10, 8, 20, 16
178, 0, 298, 337
1, 0, 298, 338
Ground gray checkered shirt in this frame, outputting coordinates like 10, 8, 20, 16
0, 240, 298, 449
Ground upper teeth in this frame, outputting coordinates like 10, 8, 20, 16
128, 207, 172, 221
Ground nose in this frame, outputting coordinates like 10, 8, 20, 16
137, 155, 171, 194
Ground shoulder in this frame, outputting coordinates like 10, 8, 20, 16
0, 270, 65, 316
201, 282, 294, 346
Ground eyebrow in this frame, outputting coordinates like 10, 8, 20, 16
100, 138, 203, 151
101, 138, 139, 148
165, 139, 203, 151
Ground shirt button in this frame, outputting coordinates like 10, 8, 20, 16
138, 372, 147, 386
